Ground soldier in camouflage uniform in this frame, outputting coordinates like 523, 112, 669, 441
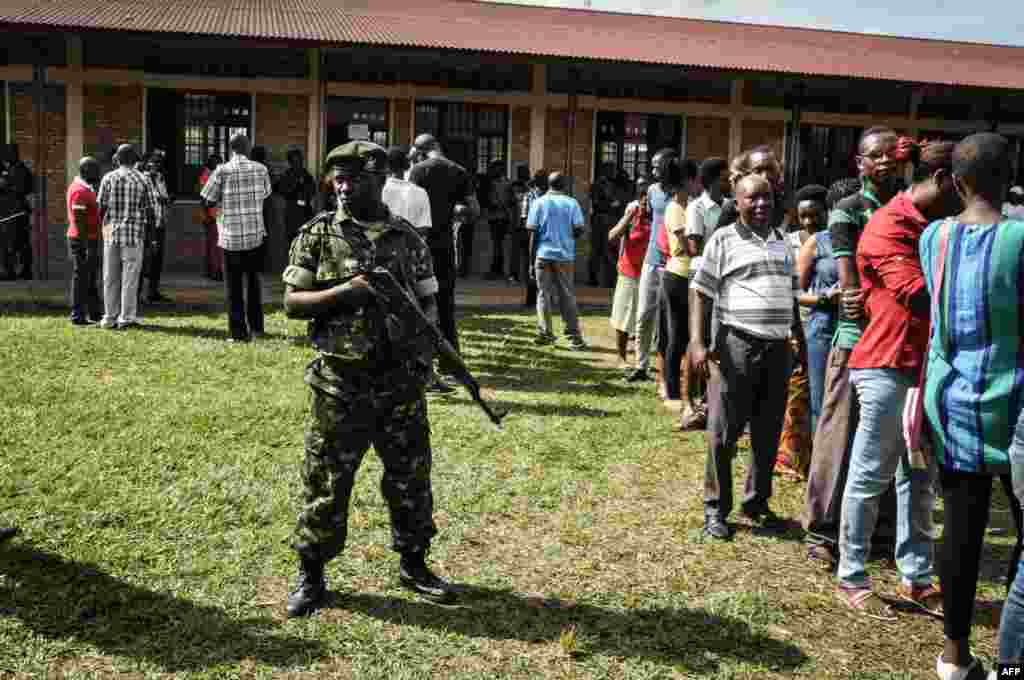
282, 141, 456, 618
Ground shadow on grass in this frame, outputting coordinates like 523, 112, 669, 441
443, 397, 619, 419
333, 586, 808, 673
0, 543, 324, 672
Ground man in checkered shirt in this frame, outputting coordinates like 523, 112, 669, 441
97, 144, 157, 329
200, 134, 272, 342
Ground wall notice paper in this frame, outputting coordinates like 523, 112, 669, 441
348, 124, 371, 141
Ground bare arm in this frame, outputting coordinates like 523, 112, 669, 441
686, 236, 702, 257
837, 256, 865, 320
797, 234, 818, 291
688, 289, 714, 377
608, 204, 637, 241
283, 277, 376, 320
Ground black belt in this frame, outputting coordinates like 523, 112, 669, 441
722, 324, 787, 346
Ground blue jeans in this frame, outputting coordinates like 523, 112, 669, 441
804, 320, 832, 433
1001, 558, 1024, 662
838, 368, 937, 588
1000, 411, 1024, 662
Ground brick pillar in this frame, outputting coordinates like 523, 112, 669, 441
11, 81, 67, 279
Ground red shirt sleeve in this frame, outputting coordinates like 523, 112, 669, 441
861, 227, 927, 309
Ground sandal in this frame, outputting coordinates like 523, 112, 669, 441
898, 582, 944, 619
836, 585, 897, 621
806, 544, 836, 571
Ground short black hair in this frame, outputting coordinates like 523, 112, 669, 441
953, 132, 1011, 193
699, 157, 728, 187
858, 126, 897, 153
682, 159, 698, 182
826, 177, 861, 209
386, 145, 410, 175
794, 184, 828, 207
661, 155, 684, 189
548, 173, 568, 192
910, 141, 956, 183
228, 134, 251, 156
531, 168, 548, 191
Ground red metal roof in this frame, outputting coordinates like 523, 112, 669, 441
3, 0, 1024, 90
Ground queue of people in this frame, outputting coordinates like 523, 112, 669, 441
604, 132, 1024, 676
19, 126, 1024, 674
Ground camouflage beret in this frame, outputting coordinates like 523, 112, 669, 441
323, 141, 388, 175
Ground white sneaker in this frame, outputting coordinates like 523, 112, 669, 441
936, 655, 984, 680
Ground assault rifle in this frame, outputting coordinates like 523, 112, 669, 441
367, 266, 506, 429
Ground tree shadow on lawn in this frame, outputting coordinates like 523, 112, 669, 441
466, 346, 633, 396
443, 397, 618, 419
0, 543, 324, 672
332, 586, 808, 674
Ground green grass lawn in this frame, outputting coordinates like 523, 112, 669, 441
0, 291, 1016, 679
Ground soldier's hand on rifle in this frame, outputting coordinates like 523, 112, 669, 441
334, 275, 380, 310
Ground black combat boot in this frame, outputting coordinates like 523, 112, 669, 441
399, 551, 457, 604
0, 526, 17, 543
286, 557, 327, 618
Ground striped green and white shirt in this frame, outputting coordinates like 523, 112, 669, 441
691, 221, 798, 341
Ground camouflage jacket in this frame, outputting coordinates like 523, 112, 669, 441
283, 206, 439, 387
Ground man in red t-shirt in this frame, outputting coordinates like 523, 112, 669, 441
66, 157, 102, 325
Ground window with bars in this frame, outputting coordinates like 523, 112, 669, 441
599, 142, 619, 167
477, 136, 505, 174
182, 94, 251, 167
414, 102, 508, 175
622, 143, 648, 181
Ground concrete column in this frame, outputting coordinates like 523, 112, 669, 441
306, 48, 323, 174
409, 98, 416, 144
65, 35, 83, 184
728, 79, 745, 160
529, 62, 546, 172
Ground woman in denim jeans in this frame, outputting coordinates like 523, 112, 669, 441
836, 141, 961, 621
1000, 413, 1024, 664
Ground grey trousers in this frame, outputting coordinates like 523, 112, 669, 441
535, 257, 582, 340
634, 263, 662, 370
704, 324, 791, 520
102, 241, 143, 326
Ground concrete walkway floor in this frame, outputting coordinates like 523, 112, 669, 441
0, 274, 615, 309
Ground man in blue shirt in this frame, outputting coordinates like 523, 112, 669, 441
527, 172, 587, 350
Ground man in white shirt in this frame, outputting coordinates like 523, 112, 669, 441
685, 157, 730, 261
383, 146, 432, 233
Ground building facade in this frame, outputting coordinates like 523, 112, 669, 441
4, 0, 1024, 278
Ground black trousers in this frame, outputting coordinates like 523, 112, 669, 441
705, 325, 791, 520
658, 271, 689, 400
940, 469, 1024, 641
143, 227, 166, 297
588, 213, 616, 287
223, 245, 265, 340
508, 227, 526, 282
430, 245, 459, 369
457, 222, 475, 278
67, 237, 101, 321
7, 219, 31, 277
489, 219, 509, 276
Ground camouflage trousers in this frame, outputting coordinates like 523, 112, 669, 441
292, 386, 437, 563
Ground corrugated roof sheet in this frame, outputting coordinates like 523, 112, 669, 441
3, 0, 1024, 90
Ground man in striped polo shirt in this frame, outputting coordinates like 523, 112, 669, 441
690, 175, 805, 540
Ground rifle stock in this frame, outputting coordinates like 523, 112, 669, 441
369, 267, 506, 429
